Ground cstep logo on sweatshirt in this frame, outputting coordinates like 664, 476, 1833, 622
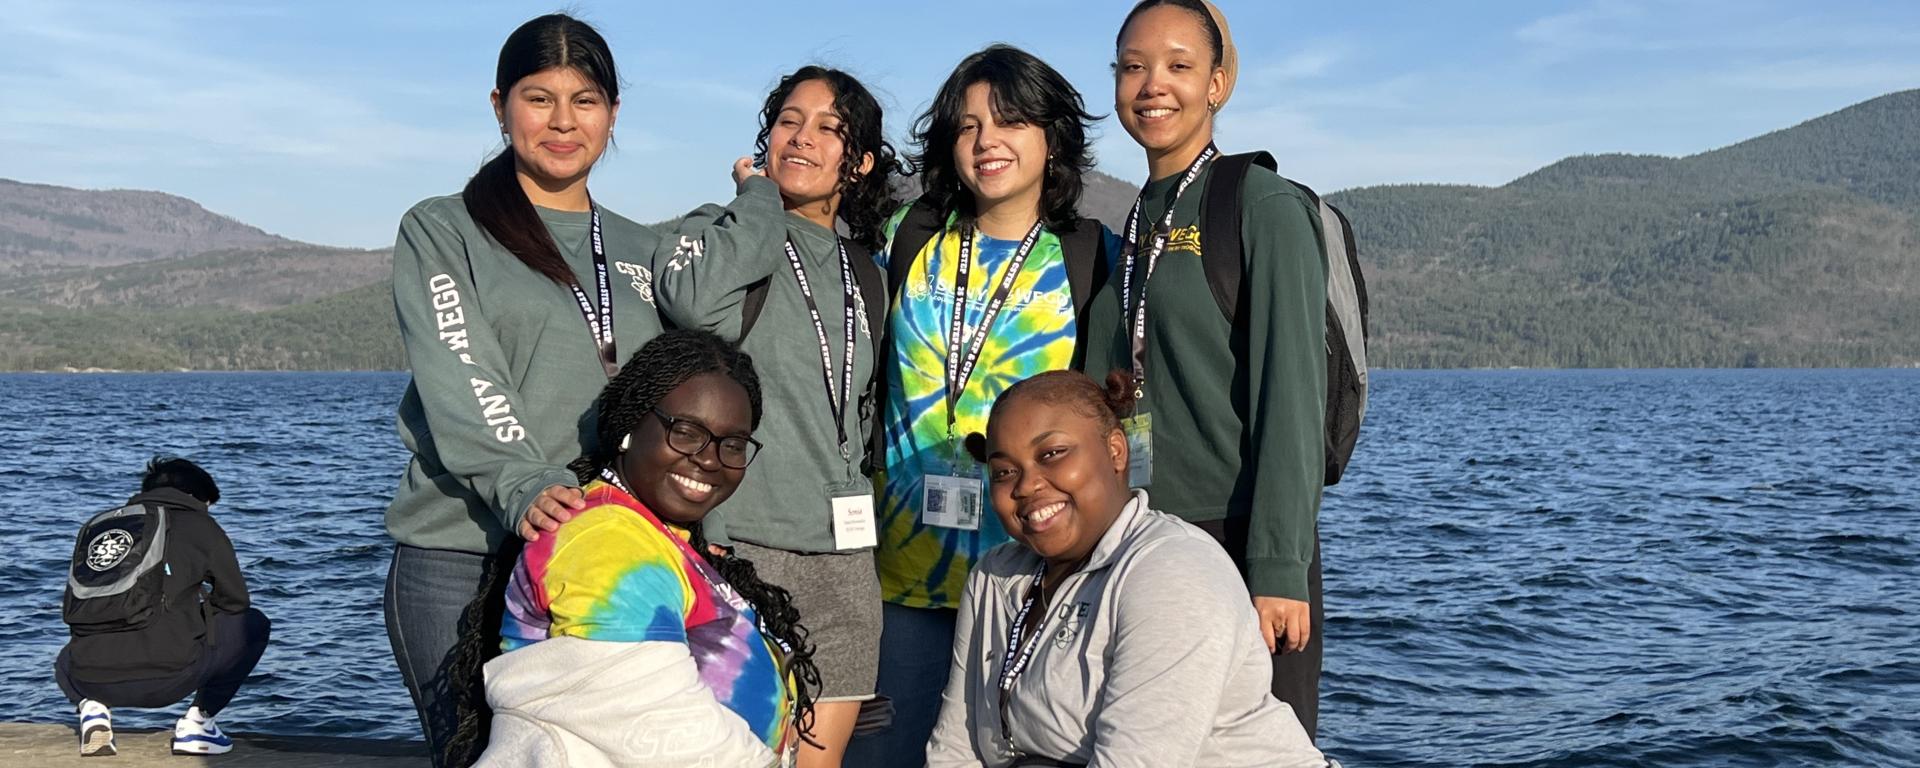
614, 261, 655, 306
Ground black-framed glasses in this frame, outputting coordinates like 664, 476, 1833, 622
650, 408, 761, 469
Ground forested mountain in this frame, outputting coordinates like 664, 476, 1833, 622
0, 89, 1914, 371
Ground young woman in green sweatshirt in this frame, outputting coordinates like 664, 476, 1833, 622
652, 66, 899, 768
1080, 0, 1332, 739
381, 14, 663, 766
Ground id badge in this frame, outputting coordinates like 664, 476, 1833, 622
828, 480, 878, 550
1121, 413, 1153, 488
922, 471, 983, 531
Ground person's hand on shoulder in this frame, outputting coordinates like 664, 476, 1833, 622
519, 485, 586, 542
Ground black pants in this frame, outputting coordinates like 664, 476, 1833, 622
1193, 517, 1324, 740
55, 607, 271, 718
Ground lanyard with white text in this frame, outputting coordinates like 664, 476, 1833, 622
783, 237, 858, 463
564, 202, 618, 378
1120, 144, 1218, 399
945, 221, 1044, 438
996, 561, 1052, 748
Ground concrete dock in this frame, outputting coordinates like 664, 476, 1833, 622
0, 723, 427, 766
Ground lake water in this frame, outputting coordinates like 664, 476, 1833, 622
1, 369, 1915, 766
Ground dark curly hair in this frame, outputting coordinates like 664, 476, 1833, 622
444, 330, 822, 763
911, 44, 1102, 228
752, 65, 900, 252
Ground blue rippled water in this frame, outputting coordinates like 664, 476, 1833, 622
1, 369, 1916, 766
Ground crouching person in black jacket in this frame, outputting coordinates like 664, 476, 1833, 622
54, 457, 270, 757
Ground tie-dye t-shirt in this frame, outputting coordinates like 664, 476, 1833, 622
873, 204, 1119, 608
499, 480, 791, 750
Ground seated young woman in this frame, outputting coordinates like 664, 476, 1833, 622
471, 329, 819, 767
925, 370, 1324, 768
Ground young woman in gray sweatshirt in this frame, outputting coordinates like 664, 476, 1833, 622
927, 371, 1324, 768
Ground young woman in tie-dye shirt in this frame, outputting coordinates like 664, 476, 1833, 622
846, 44, 1119, 766
467, 330, 820, 766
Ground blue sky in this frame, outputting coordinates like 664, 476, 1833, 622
3, 0, 1917, 248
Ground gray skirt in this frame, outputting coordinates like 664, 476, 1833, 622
729, 540, 882, 702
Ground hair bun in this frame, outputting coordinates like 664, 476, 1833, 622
1101, 369, 1138, 418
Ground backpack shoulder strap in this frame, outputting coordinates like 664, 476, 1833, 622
887, 198, 946, 301
1199, 151, 1276, 322
1056, 217, 1109, 317
846, 240, 887, 341
737, 276, 772, 341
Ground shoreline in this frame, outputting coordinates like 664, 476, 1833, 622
0, 722, 424, 766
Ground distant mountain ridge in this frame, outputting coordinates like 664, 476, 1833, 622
0, 178, 299, 274
0, 89, 1914, 370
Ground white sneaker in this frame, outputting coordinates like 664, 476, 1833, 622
171, 706, 233, 755
77, 699, 114, 757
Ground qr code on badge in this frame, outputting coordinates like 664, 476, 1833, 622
957, 489, 979, 527
927, 485, 947, 518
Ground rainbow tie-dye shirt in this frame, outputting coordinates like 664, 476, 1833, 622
499, 480, 791, 750
873, 205, 1119, 608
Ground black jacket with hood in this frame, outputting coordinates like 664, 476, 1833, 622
66, 487, 250, 683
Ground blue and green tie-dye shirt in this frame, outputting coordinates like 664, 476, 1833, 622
873, 204, 1118, 608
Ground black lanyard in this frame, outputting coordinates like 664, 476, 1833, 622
997, 561, 1056, 749
782, 237, 858, 463
1119, 145, 1218, 400
945, 221, 1044, 437
564, 203, 618, 378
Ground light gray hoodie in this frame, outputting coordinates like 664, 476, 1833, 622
926, 490, 1325, 768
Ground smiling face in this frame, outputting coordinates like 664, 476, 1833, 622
1114, 4, 1226, 175
618, 372, 753, 526
492, 66, 617, 196
953, 81, 1050, 218
984, 393, 1131, 567
764, 78, 865, 215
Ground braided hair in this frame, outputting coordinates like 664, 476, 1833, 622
569, 329, 822, 743
444, 330, 820, 763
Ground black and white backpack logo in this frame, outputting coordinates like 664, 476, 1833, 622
86, 530, 136, 571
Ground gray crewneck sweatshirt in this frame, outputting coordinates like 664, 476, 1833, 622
652, 176, 878, 553
387, 195, 664, 554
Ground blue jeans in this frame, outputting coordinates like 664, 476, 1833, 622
844, 602, 958, 767
383, 544, 509, 768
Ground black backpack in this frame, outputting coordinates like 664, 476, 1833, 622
63, 503, 171, 636
1199, 152, 1370, 486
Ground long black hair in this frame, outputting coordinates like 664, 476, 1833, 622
462, 13, 620, 286
569, 329, 821, 742
1117, 0, 1225, 67
752, 65, 900, 252
911, 45, 1101, 228
444, 330, 821, 762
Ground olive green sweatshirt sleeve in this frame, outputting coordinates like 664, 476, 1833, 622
391, 205, 578, 534
1242, 187, 1328, 601
652, 176, 787, 337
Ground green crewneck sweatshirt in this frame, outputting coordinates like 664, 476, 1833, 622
1079, 162, 1327, 601
653, 177, 878, 553
386, 194, 664, 554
